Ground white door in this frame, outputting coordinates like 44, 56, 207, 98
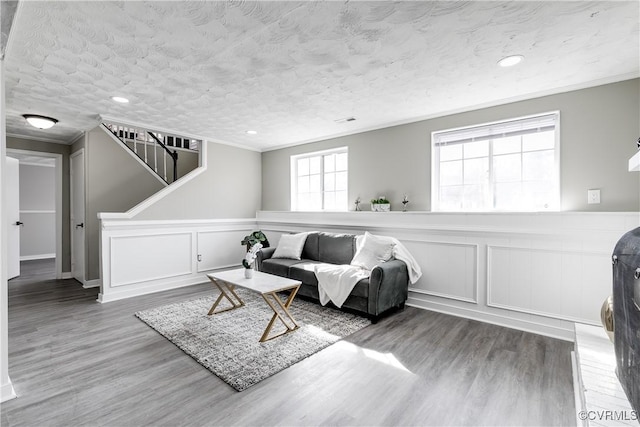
6, 156, 20, 279
70, 150, 85, 283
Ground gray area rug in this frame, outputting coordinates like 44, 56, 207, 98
135, 289, 370, 391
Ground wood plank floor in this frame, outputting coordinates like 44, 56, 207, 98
1, 260, 576, 426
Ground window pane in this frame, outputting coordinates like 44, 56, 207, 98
298, 158, 309, 176
335, 190, 348, 210
494, 182, 522, 210
324, 154, 335, 172
493, 136, 521, 155
464, 158, 488, 184
324, 172, 335, 191
523, 150, 554, 181
298, 176, 309, 193
309, 193, 322, 210
440, 144, 462, 161
298, 193, 310, 210
523, 181, 555, 210
309, 156, 321, 174
324, 192, 336, 210
335, 171, 347, 191
464, 140, 488, 159
523, 131, 555, 152
309, 174, 321, 192
462, 185, 485, 210
440, 160, 463, 186
336, 153, 348, 171
494, 154, 521, 182
439, 186, 463, 211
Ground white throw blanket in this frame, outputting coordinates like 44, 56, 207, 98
314, 238, 422, 308
315, 264, 369, 308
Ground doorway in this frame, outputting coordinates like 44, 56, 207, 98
70, 149, 85, 284
6, 149, 63, 280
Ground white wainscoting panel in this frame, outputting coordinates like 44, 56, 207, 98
99, 218, 257, 303
405, 240, 478, 303
110, 233, 193, 287
487, 246, 610, 325
197, 230, 248, 272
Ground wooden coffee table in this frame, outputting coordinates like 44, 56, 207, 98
206, 269, 302, 342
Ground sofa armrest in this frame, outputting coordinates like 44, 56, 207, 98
368, 259, 410, 317
256, 247, 276, 271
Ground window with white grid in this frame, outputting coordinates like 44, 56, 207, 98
432, 112, 560, 212
291, 148, 348, 211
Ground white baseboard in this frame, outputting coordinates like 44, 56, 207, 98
97, 275, 207, 303
1, 378, 17, 402
61, 272, 73, 279
407, 295, 575, 341
20, 254, 55, 261
83, 279, 101, 289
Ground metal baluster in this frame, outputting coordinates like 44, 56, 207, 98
163, 149, 167, 182
143, 128, 148, 163
154, 132, 158, 174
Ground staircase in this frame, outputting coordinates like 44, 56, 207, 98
102, 121, 201, 185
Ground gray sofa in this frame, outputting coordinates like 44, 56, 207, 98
256, 231, 409, 322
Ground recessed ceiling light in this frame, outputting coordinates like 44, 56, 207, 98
246, 130, 257, 135
498, 55, 524, 67
111, 96, 129, 103
22, 114, 58, 129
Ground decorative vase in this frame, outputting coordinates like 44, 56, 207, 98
600, 295, 614, 342
244, 268, 254, 279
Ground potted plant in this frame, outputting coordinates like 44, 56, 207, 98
370, 196, 391, 212
241, 230, 270, 251
242, 242, 263, 279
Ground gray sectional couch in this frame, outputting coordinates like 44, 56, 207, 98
256, 231, 409, 322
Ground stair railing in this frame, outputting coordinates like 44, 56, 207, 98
147, 131, 178, 183
102, 121, 199, 184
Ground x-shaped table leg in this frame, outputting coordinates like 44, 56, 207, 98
207, 277, 244, 315
259, 285, 300, 342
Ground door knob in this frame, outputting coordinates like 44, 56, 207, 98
15, 221, 23, 226
76, 223, 84, 228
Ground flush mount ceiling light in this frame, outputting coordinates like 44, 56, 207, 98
111, 96, 129, 103
498, 55, 524, 67
246, 130, 258, 135
22, 114, 58, 129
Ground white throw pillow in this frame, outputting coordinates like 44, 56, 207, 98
351, 232, 395, 271
272, 233, 308, 260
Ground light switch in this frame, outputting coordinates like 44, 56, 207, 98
588, 189, 601, 204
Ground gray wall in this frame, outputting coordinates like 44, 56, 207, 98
83, 127, 166, 281
262, 79, 640, 212
6, 136, 71, 271
18, 163, 55, 258
134, 142, 262, 220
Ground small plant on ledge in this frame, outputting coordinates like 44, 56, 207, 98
371, 196, 391, 212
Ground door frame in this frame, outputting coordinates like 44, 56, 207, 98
6, 149, 63, 279
70, 149, 85, 284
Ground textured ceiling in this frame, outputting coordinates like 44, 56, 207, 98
4, 1, 639, 151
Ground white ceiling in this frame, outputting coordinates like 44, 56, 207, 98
4, 1, 639, 152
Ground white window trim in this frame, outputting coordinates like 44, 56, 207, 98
290, 146, 348, 211
431, 111, 561, 212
